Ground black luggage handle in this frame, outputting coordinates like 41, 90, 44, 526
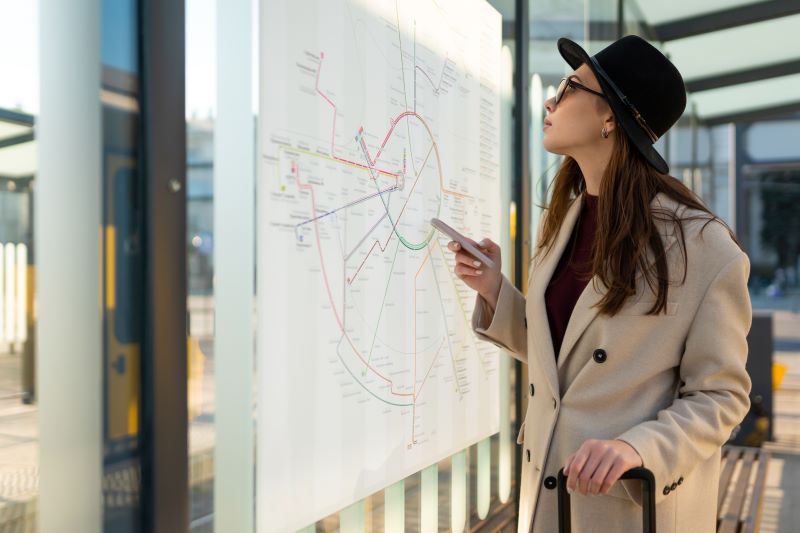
556, 466, 656, 533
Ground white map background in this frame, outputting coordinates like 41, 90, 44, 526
257, 0, 502, 530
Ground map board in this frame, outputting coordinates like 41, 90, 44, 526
257, 0, 502, 529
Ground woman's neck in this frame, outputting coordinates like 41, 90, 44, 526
571, 144, 613, 195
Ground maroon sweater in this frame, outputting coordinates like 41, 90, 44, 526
544, 193, 598, 360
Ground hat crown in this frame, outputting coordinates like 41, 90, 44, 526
593, 35, 686, 138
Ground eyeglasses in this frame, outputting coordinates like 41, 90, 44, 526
554, 76, 607, 106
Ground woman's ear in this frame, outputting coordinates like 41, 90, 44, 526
603, 114, 617, 135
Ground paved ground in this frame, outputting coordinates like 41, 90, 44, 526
1, 294, 799, 531
0, 298, 218, 531
759, 308, 800, 532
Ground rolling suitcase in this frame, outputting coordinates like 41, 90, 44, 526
556, 467, 656, 533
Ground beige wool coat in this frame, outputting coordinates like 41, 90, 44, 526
471, 191, 753, 533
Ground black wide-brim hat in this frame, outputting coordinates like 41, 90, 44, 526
557, 35, 687, 174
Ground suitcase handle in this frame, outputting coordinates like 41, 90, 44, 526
556, 466, 656, 533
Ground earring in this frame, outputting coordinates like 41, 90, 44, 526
601, 127, 609, 138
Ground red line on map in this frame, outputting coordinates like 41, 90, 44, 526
417, 337, 446, 399
295, 163, 413, 398
315, 57, 400, 179
292, 51, 475, 409
348, 234, 393, 286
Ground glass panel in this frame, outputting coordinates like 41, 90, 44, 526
701, 124, 735, 225
451, 449, 467, 531
340, 500, 366, 532
2, 0, 141, 530
384, 479, 405, 531
528, 0, 587, 221
420, 463, 438, 531
621, 0, 654, 38
100, 0, 143, 530
742, 167, 800, 303
186, 0, 218, 530
488, 42, 515, 518
476, 438, 491, 518
545, 85, 559, 189
0, 0, 38, 527
195, 0, 518, 530
260, 3, 510, 525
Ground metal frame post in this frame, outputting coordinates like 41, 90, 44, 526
139, 0, 188, 530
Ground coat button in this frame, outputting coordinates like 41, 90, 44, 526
524, 317, 527, 328
677, 477, 684, 485
529, 383, 535, 396
544, 476, 557, 490
526, 449, 531, 462
671, 482, 677, 490
592, 348, 607, 363
552, 398, 557, 409
663, 486, 670, 495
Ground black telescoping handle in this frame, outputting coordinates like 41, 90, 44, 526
556, 466, 656, 533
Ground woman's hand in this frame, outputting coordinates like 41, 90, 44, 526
563, 439, 644, 496
446, 238, 502, 307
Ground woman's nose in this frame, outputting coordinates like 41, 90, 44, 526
543, 96, 555, 113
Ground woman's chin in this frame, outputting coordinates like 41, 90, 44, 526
542, 140, 565, 156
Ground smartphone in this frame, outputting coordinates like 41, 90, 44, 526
430, 217, 495, 269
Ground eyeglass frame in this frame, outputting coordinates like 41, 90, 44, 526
554, 76, 607, 106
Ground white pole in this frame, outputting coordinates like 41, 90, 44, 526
16, 243, 28, 343
37, 0, 102, 530
5, 244, 15, 342
0, 243, 5, 345
727, 123, 737, 231
214, 0, 255, 530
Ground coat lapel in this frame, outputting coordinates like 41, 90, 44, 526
528, 195, 584, 401
531, 191, 682, 397
556, 273, 605, 369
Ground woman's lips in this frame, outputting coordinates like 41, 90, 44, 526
543, 119, 552, 130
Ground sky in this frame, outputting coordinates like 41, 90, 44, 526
0, 0, 39, 113
0, 0, 256, 118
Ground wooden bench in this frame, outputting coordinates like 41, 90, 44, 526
716, 444, 770, 533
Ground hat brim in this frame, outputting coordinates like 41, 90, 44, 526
556, 37, 669, 174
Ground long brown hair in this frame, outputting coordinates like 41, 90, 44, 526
534, 127, 742, 316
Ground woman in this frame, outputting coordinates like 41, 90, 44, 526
447, 36, 752, 532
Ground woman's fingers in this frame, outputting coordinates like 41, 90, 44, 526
448, 238, 498, 261
598, 460, 628, 496
589, 455, 615, 496
455, 251, 485, 268
448, 239, 500, 285
577, 451, 604, 495
455, 263, 483, 277
566, 440, 643, 496
566, 450, 588, 493
564, 454, 575, 476
478, 237, 500, 254
448, 241, 490, 268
